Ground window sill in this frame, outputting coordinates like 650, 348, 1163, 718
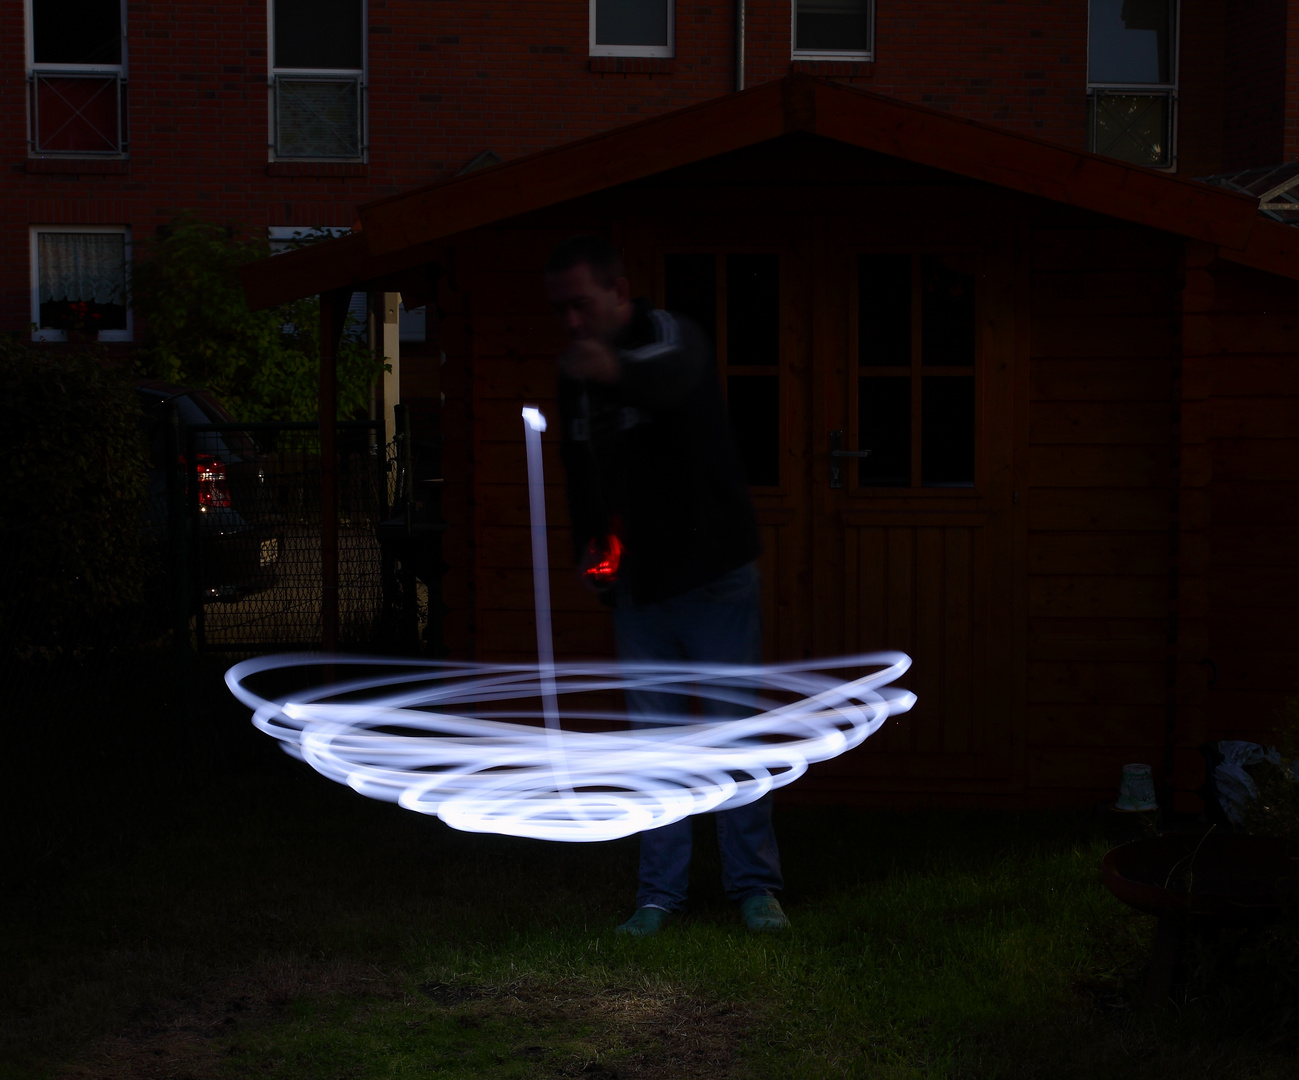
589, 57, 674, 74
27, 157, 128, 174
267, 161, 369, 177
791, 59, 873, 78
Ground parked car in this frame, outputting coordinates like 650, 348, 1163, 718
136, 381, 282, 601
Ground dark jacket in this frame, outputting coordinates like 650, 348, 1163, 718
558, 298, 761, 606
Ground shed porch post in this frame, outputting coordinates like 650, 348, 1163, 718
320, 288, 351, 653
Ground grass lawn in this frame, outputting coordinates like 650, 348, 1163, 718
2, 653, 1297, 1079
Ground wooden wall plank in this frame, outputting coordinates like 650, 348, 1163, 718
1028, 402, 1172, 444
1029, 316, 1175, 359
1029, 575, 1167, 619
1028, 445, 1170, 488
1027, 489, 1170, 531
1028, 532, 1169, 574
1027, 660, 1167, 704
1031, 358, 1171, 401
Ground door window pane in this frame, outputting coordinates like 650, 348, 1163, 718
595, 0, 668, 46
1088, 0, 1173, 85
275, 0, 363, 69
921, 376, 975, 487
795, 0, 872, 53
33, 0, 121, 65
921, 253, 975, 367
726, 254, 779, 367
857, 376, 910, 487
664, 253, 717, 348
858, 254, 910, 367
728, 376, 780, 487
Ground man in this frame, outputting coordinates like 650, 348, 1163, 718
544, 235, 788, 936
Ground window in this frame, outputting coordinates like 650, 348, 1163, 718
1087, 0, 1177, 168
853, 253, 976, 488
31, 227, 131, 342
27, 0, 126, 155
590, 0, 674, 58
270, 0, 365, 160
665, 252, 782, 488
793, 0, 873, 60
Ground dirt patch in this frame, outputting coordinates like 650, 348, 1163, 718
53, 959, 403, 1079
53, 965, 758, 1079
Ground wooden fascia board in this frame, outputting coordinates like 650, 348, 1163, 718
809, 82, 1259, 252
239, 232, 447, 310
358, 81, 790, 257
239, 232, 370, 310
1215, 217, 1299, 281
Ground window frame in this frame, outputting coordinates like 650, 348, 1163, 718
1085, 0, 1180, 170
30, 225, 133, 343
791, 0, 875, 62
849, 248, 981, 494
589, 0, 675, 59
25, 0, 128, 157
266, 0, 368, 162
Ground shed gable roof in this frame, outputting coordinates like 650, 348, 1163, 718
241, 75, 1297, 309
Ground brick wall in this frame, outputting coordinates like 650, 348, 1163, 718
4, 0, 1293, 338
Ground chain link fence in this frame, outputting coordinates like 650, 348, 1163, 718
1, 417, 441, 708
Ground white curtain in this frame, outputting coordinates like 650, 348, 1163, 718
38, 233, 125, 305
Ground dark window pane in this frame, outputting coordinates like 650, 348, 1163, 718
726, 254, 779, 366
664, 253, 717, 351
275, 0, 363, 69
857, 376, 910, 487
921, 376, 975, 487
921, 253, 975, 367
728, 376, 780, 487
1088, 0, 1172, 84
33, 0, 121, 65
1092, 92, 1171, 167
595, 0, 668, 46
276, 78, 361, 158
34, 75, 120, 152
858, 253, 910, 367
796, 0, 871, 51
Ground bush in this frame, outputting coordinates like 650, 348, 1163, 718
0, 335, 148, 654
130, 215, 385, 422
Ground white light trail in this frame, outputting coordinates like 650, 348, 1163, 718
228, 405, 916, 841
225, 652, 916, 842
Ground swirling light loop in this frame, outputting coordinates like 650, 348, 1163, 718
225, 653, 915, 842
229, 405, 916, 841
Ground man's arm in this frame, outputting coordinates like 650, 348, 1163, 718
616, 310, 710, 410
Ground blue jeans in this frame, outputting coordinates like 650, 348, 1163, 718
612, 562, 783, 912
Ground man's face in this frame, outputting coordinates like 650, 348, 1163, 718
546, 262, 630, 342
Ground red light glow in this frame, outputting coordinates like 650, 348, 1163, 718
583, 534, 623, 583
195, 455, 232, 509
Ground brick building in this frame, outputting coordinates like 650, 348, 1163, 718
10, 1, 1299, 344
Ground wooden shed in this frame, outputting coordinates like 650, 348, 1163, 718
243, 76, 1299, 813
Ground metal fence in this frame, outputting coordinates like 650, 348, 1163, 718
183, 420, 391, 652
0, 414, 448, 710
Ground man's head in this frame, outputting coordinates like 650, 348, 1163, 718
545, 235, 632, 342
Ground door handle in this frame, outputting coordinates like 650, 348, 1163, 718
829, 430, 870, 489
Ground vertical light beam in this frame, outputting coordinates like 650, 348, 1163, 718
521, 406, 575, 806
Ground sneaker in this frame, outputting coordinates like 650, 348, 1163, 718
740, 895, 790, 932
615, 906, 674, 937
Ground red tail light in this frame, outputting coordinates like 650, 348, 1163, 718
194, 454, 231, 509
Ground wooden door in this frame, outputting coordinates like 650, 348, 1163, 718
626, 217, 815, 667
627, 213, 1023, 798
809, 223, 1024, 795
